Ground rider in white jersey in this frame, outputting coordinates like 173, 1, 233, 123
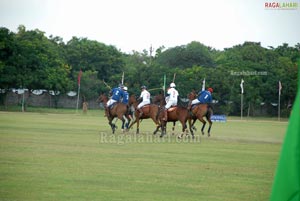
137, 85, 151, 117
163, 83, 179, 121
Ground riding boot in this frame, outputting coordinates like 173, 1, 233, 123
163, 110, 168, 121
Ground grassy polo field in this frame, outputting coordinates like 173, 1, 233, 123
0, 108, 287, 201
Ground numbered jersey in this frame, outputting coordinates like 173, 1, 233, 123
111, 87, 124, 101
140, 90, 150, 102
122, 91, 129, 104
167, 88, 179, 101
197, 90, 212, 103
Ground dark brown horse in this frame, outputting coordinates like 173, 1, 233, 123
153, 90, 165, 107
153, 92, 177, 135
127, 94, 160, 134
154, 93, 194, 138
98, 94, 129, 134
188, 90, 213, 137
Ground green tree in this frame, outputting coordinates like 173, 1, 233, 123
156, 41, 215, 69
0, 27, 17, 90
0, 25, 72, 108
42, 64, 72, 93
215, 42, 298, 116
64, 37, 124, 82
79, 70, 102, 101
10, 25, 67, 90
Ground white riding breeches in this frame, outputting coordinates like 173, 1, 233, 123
137, 100, 150, 109
107, 99, 117, 107
165, 99, 177, 109
191, 99, 200, 105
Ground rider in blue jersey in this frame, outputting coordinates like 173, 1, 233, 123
110, 88, 123, 103
190, 87, 213, 109
122, 86, 132, 122
121, 86, 129, 104
105, 84, 124, 117
197, 89, 212, 103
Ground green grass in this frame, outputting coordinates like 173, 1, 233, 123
0, 110, 287, 201
0, 105, 93, 114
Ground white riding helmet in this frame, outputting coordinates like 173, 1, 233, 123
123, 86, 128, 91
170, 83, 176, 88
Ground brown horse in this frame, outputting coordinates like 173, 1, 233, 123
153, 90, 165, 107
188, 90, 213, 137
153, 92, 177, 135
154, 93, 194, 138
127, 94, 160, 134
97, 94, 129, 134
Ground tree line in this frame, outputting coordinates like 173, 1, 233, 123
0, 25, 299, 116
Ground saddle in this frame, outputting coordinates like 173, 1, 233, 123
167, 106, 177, 112
108, 102, 118, 110
191, 104, 199, 110
191, 103, 209, 113
141, 104, 150, 114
